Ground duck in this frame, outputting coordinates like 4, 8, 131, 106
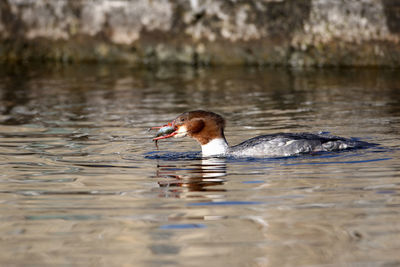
152, 110, 370, 157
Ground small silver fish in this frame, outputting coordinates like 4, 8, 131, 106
149, 125, 176, 149
155, 126, 175, 138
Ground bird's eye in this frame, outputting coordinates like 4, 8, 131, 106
181, 118, 185, 122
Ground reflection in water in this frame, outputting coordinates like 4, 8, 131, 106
0, 65, 400, 266
155, 158, 227, 197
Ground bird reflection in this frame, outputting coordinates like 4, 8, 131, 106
154, 158, 227, 197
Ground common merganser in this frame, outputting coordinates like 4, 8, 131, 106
153, 110, 370, 158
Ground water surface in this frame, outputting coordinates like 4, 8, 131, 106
0, 65, 400, 266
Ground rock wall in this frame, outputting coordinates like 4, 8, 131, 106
1, 0, 400, 67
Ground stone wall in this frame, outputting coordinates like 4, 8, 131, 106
1, 0, 400, 67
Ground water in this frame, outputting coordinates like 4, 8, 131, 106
0, 64, 400, 266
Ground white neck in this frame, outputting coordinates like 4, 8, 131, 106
201, 138, 229, 157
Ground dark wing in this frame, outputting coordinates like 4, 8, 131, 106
231, 132, 371, 151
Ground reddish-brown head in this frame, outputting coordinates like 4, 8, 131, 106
173, 110, 226, 145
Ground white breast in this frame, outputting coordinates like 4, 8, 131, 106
201, 138, 229, 157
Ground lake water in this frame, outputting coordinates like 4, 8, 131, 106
0, 64, 399, 266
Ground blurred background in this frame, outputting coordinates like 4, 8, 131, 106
1, 0, 400, 67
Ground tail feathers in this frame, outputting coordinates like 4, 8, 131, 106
321, 139, 375, 151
